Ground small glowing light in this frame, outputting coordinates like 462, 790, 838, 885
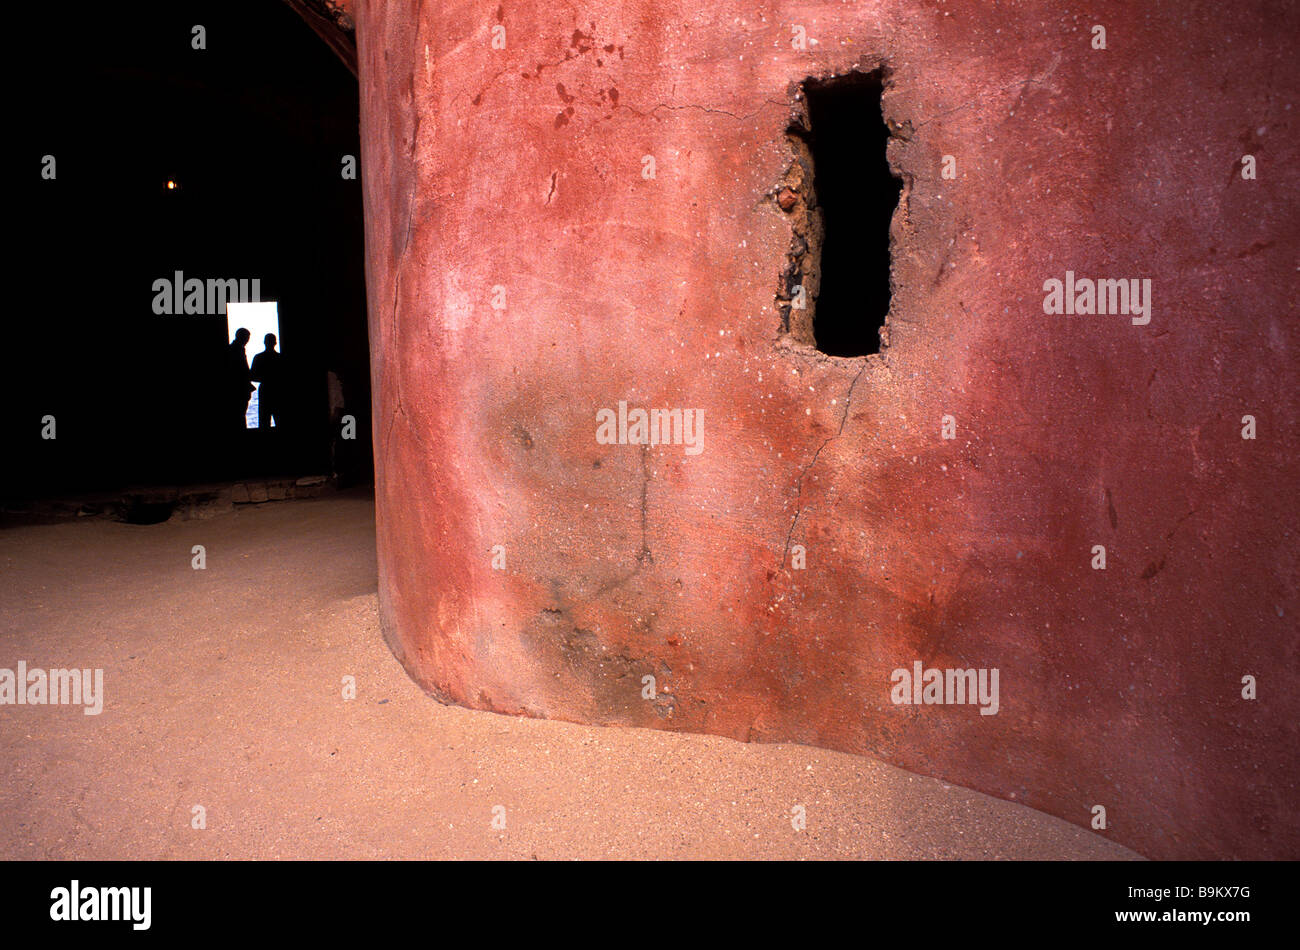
166, 180, 177, 190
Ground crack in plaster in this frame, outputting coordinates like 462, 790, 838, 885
781, 364, 867, 559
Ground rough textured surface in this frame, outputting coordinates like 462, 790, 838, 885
352, 1, 1298, 859
0, 495, 1139, 860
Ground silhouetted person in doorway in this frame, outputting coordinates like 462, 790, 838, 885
226, 328, 254, 431
249, 333, 283, 429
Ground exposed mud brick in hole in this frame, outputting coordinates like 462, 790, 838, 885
785, 70, 901, 357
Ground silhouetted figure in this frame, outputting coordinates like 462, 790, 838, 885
249, 333, 283, 429
226, 328, 254, 431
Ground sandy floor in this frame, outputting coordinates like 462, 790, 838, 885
0, 491, 1139, 860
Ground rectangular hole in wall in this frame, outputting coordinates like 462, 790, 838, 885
788, 70, 901, 357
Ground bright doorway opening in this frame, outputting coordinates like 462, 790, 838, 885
227, 301, 280, 429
